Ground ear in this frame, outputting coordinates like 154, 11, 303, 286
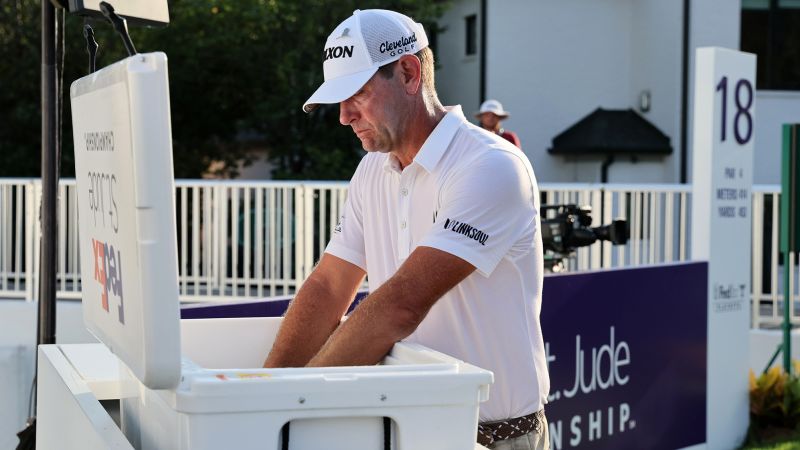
396, 54, 422, 95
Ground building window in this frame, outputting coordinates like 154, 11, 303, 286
741, 0, 800, 90
465, 14, 477, 56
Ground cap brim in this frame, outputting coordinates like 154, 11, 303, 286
475, 111, 510, 119
302, 67, 379, 113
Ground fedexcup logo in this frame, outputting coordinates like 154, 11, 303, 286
324, 45, 354, 61
378, 32, 417, 57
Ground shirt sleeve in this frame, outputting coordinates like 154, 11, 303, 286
503, 130, 522, 149
324, 157, 368, 271
418, 150, 537, 277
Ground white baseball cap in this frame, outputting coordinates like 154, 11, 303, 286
302, 9, 429, 113
475, 99, 510, 119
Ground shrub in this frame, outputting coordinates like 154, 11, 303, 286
748, 362, 800, 443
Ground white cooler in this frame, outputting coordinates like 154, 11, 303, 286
36, 52, 493, 450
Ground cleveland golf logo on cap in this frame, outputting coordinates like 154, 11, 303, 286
378, 32, 418, 57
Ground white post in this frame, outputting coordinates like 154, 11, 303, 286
293, 186, 305, 291
25, 180, 37, 302
303, 185, 315, 281
32, 180, 42, 303
691, 47, 755, 450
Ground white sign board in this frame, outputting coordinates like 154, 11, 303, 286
69, 0, 169, 27
691, 47, 755, 450
70, 53, 181, 389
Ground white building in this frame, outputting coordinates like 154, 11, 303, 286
433, 0, 800, 184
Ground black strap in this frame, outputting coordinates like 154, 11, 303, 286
383, 417, 392, 450
281, 422, 290, 450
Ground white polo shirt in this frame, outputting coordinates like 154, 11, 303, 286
325, 105, 549, 421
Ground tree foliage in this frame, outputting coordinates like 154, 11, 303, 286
0, 0, 450, 179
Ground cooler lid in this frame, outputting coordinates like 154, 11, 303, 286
70, 52, 181, 389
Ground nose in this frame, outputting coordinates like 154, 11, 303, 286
339, 99, 358, 126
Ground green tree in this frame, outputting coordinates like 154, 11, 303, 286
0, 1, 44, 177
0, 0, 450, 179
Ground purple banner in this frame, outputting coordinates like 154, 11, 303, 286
542, 262, 707, 449
181, 298, 291, 319
180, 293, 367, 319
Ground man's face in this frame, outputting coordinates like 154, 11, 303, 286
339, 68, 408, 153
478, 112, 501, 130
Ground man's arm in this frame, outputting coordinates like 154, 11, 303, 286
263, 253, 365, 368
306, 246, 475, 367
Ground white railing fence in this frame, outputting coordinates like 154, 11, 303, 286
0, 179, 38, 302
540, 184, 690, 271
0, 178, 795, 328
172, 181, 348, 301
751, 185, 799, 329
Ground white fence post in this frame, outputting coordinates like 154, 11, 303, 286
752, 191, 764, 329
32, 180, 41, 303
293, 185, 305, 292
304, 185, 315, 281
24, 181, 36, 302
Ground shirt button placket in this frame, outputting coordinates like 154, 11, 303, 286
398, 169, 414, 260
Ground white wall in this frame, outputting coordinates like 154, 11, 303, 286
628, 0, 683, 182
686, 0, 741, 185
434, 0, 481, 117
753, 91, 800, 184
486, 0, 635, 182
572, 0, 684, 184
438, 0, 685, 183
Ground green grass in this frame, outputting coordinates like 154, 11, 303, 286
742, 441, 800, 450
742, 430, 800, 450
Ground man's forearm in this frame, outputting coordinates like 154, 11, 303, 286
263, 276, 350, 367
306, 247, 476, 368
306, 273, 423, 367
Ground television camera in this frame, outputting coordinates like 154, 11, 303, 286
540, 204, 629, 272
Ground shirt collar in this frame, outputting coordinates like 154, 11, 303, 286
383, 105, 465, 174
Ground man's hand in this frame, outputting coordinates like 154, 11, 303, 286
306, 246, 475, 367
263, 253, 365, 368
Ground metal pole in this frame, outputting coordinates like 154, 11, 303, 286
781, 124, 799, 375
679, 0, 690, 184
38, 0, 57, 347
784, 250, 791, 374
783, 125, 798, 375
479, 0, 486, 103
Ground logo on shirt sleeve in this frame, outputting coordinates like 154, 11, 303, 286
443, 218, 490, 246
333, 215, 344, 233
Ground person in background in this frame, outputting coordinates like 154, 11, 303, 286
476, 99, 521, 148
264, 9, 549, 449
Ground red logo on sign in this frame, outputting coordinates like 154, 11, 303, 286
92, 238, 125, 324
